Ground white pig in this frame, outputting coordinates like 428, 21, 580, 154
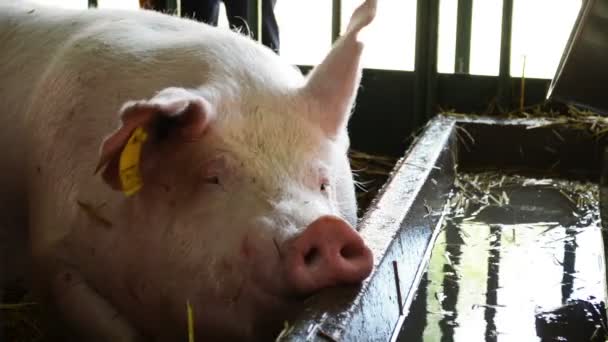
0, 0, 377, 340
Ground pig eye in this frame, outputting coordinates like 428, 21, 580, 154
320, 182, 330, 192
201, 156, 229, 187
203, 176, 221, 185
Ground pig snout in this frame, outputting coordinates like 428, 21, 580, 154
284, 216, 373, 295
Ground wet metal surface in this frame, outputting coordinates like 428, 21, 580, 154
281, 115, 608, 342
454, 117, 605, 180
398, 172, 608, 342
278, 116, 458, 341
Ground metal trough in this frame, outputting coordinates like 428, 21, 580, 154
278, 114, 608, 341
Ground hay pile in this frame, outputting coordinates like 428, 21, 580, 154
349, 149, 399, 217
444, 103, 608, 139
448, 171, 598, 221
1, 297, 45, 342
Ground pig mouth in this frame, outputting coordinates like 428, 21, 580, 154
226, 219, 374, 339
229, 269, 330, 339
228, 255, 344, 338
202, 279, 301, 340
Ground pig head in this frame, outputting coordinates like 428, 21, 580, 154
16, 0, 378, 341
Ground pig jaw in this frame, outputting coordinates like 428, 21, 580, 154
89, 96, 365, 340
168, 150, 362, 339
112, 156, 360, 340
163, 216, 367, 341
200, 120, 364, 338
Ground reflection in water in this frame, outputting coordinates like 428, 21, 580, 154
484, 225, 501, 342
439, 220, 463, 342
404, 273, 428, 341
561, 227, 576, 303
398, 173, 607, 342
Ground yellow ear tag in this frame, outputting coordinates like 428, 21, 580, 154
119, 126, 148, 196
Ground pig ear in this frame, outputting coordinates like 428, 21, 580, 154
302, 0, 377, 138
95, 87, 215, 190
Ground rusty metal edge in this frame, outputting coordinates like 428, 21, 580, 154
279, 115, 458, 342
546, 0, 589, 101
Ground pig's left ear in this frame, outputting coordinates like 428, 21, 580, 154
301, 0, 377, 138
94, 87, 215, 189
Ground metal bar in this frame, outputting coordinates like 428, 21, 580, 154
165, 0, 177, 13
88, 0, 98, 8
497, 0, 514, 110
547, 0, 608, 115
392, 261, 403, 316
425, 0, 439, 119
519, 55, 526, 112
332, 0, 342, 43
414, 0, 440, 126
247, 0, 261, 43
455, 0, 473, 73
413, 0, 428, 128
601, 146, 608, 289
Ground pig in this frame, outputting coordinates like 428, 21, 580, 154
0, 0, 377, 340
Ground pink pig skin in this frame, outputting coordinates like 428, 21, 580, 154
0, 0, 377, 340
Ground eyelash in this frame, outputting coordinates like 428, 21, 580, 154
320, 181, 330, 192
204, 176, 220, 185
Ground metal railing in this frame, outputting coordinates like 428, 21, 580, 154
86, 0, 523, 118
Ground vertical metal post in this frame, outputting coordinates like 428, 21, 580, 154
455, 0, 473, 73
138, 0, 168, 12
247, 0, 261, 43
332, 0, 342, 43
497, 0, 514, 109
88, 0, 98, 8
601, 146, 608, 288
414, 0, 440, 127
165, 0, 177, 14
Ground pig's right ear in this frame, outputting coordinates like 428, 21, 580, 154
301, 0, 377, 138
94, 87, 216, 190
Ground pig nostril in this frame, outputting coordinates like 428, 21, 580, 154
340, 244, 362, 259
304, 247, 320, 266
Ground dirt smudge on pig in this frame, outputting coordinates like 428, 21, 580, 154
272, 238, 283, 259
127, 281, 144, 305
76, 200, 112, 229
240, 234, 255, 258
220, 259, 233, 273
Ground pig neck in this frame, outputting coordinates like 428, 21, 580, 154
0, 3, 55, 290
0, 5, 91, 220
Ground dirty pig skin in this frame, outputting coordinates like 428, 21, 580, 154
0, 0, 377, 340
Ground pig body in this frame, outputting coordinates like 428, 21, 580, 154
0, 1, 376, 340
